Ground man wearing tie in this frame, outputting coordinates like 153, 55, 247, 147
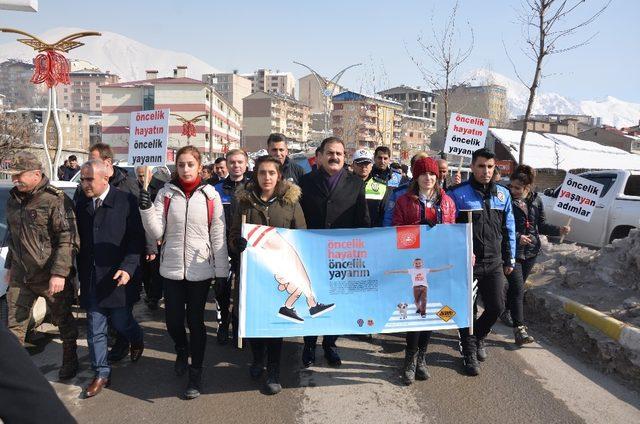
75, 160, 145, 397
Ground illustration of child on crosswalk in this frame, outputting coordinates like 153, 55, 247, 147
246, 226, 335, 323
385, 258, 453, 318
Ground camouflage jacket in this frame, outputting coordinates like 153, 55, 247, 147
5, 177, 79, 284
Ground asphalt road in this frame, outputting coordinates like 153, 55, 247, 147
28, 301, 640, 424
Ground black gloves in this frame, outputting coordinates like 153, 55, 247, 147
139, 189, 152, 210
236, 237, 248, 253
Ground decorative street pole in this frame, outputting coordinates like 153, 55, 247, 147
293, 61, 361, 139
171, 112, 209, 144
0, 28, 100, 179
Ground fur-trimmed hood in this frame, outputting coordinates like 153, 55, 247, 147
236, 180, 301, 205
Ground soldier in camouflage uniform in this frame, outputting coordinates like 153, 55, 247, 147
2, 152, 80, 380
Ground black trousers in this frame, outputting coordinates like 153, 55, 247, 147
163, 278, 211, 368
250, 338, 283, 366
406, 331, 432, 352
303, 335, 338, 349
506, 257, 537, 327
142, 256, 163, 302
459, 261, 506, 350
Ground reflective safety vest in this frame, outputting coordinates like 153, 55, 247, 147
365, 177, 388, 200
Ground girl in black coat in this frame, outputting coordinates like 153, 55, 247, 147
503, 165, 570, 345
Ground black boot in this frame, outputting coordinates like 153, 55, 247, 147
500, 310, 514, 327
402, 350, 417, 385
265, 364, 281, 395
461, 335, 479, 376
58, 341, 78, 380
185, 366, 202, 400
174, 347, 189, 376
415, 348, 430, 380
249, 346, 265, 380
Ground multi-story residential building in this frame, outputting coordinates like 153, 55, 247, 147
242, 91, 310, 152
0, 60, 47, 109
56, 68, 119, 116
240, 69, 296, 97
202, 71, 252, 115
5, 107, 90, 173
400, 114, 436, 160
434, 84, 508, 130
529, 113, 601, 132
101, 67, 241, 161
510, 117, 580, 136
298, 73, 345, 115
331, 91, 404, 158
578, 126, 640, 154
378, 85, 438, 122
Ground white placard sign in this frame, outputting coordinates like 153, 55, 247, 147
443, 112, 489, 158
553, 173, 604, 222
128, 109, 169, 167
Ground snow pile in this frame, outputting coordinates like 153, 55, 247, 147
489, 128, 640, 171
535, 229, 640, 325
0, 27, 221, 82
464, 68, 640, 128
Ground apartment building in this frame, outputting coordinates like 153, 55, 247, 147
298, 73, 345, 115
101, 67, 241, 161
242, 91, 310, 152
400, 114, 436, 159
240, 69, 296, 97
56, 68, 119, 116
331, 91, 403, 158
378, 85, 437, 122
434, 84, 508, 130
202, 72, 252, 115
0, 60, 47, 108
510, 117, 580, 136
579, 126, 640, 154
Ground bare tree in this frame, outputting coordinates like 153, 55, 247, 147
0, 113, 34, 164
509, 0, 610, 163
405, 0, 474, 131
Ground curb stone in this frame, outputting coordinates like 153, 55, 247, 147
524, 287, 640, 387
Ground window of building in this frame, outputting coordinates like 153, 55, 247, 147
143, 86, 155, 110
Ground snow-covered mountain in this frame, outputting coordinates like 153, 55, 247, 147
463, 68, 640, 128
0, 27, 220, 82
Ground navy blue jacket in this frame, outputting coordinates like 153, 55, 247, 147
447, 178, 516, 267
75, 186, 144, 308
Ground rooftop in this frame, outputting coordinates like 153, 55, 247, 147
489, 128, 640, 171
333, 90, 404, 107
103, 76, 206, 88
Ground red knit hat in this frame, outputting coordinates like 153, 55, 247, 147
411, 157, 440, 179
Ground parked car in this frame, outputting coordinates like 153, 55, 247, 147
0, 181, 77, 328
540, 170, 640, 248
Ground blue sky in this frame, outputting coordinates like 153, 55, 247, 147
2, 0, 638, 102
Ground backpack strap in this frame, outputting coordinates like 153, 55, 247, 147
206, 197, 214, 230
163, 195, 172, 222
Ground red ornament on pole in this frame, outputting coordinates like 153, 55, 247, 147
31, 50, 71, 87
181, 121, 197, 138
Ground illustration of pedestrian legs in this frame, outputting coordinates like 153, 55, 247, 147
246, 226, 335, 323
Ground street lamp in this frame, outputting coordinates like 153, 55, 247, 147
293, 61, 361, 139
0, 28, 100, 179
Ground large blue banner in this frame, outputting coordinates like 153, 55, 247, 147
239, 224, 473, 338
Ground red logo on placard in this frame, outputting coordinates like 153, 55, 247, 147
396, 226, 420, 249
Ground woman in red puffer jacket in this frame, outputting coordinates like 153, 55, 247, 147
391, 157, 456, 386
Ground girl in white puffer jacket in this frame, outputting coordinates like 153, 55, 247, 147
139, 145, 229, 400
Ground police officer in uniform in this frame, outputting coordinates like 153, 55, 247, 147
351, 149, 390, 227
2, 152, 80, 380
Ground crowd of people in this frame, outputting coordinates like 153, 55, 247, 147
0, 133, 571, 419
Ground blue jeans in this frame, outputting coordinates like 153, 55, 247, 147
86, 304, 143, 378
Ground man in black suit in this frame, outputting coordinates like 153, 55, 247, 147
298, 136, 370, 368
75, 160, 145, 398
